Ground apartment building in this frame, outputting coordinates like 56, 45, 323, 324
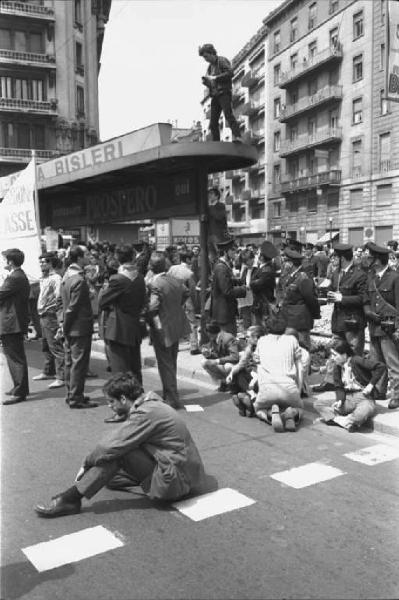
264, 0, 399, 246
0, 0, 111, 176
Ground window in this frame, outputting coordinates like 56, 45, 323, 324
380, 90, 389, 115
15, 30, 27, 52
330, 27, 339, 49
251, 203, 265, 219
308, 78, 318, 95
17, 123, 30, 147
327, 190, 339, 211
273, 164, 281, 185
308, 41, 317, 60
290, 17, 298, 42
288, 198, 298, 213
76, 42, 83, 67
375, 225, 393, 245
379, 132, 391, 171
380, 44, 385, 70
0, 76, 45, 100
273, 202, 282, 218
274, 63, 281, 85
376, 186, 393, 206
32, 124, 45, 148
273, 30, 280, 54
329, 0, 339, 14
308, 2, 317, 29
308, 118, 316, 137
307, 195, 317, 213
0, 121, 45, 149
74, 0, 82, 24
352, 98, 363, 123
76, 85, 84, 116
30, 32, 42, 53
353, 11, 364, 39
290, 53, 298, 70
381, 0, 386, 22
353, 55, 363, 82
0, 28, 12, 49
274, 131, 281, 152
348, 227, 364, 246
0, 29, 43, 53
352, 140, 362, 176
350, 189, 363, 209
290, 87, 298, 104
289, 124, 298, 142
274, 97, 281, 118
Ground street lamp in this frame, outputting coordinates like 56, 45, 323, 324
328, 217, 333, 246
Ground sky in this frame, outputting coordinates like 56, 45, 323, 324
98, 0, 282, 141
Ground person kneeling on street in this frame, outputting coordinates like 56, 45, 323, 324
226, 325, 265, 417
313, 341, 386, 432
201, 321, 239, 391
35, 372, 205, 518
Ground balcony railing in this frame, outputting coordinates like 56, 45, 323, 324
0, 1, 55, 20
379, 159, 399, 173
280, 126, 342, 157
232, 88, 245, 107
0, 49, 56, 67
279, 43, 343, 88
279, 85, 343, 122
281, 169, 341, 193
241, 65, 264, 88
0, 147, 62, 162
351, 166, 363, 179
0, 97, 58, 114
241, 100, 263, 117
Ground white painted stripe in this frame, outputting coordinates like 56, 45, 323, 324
344, 444, 399, 466
22, 526, 124, 572
185, 404, 204, 412
270, 462, 346, 489
90, 350, 107, 361
172, 488, 255, 521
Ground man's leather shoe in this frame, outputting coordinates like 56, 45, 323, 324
217, 382, 228, 392
190, 349, 201, 355
388, 397, 399, 409
35, 495, 81, 518
2, 396, 26, 405
5, 389, 15, 396
70, 398, 99, 409
312, 383, 335, 393
104, 413, 127, 423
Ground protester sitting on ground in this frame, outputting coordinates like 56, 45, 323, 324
35, 372, 206, 518
253, 325, 304, 432
313, 341, 386, 432
226, 325, 265, 417
201, 321, 239, 391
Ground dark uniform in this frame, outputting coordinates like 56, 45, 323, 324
210, 245, 246, 336
250, 241, 278, 326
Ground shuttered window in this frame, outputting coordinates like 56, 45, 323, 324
376, 184, 392, 206
350, 188, 363, 209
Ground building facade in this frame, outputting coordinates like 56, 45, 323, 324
0, 0, 111, 176
264, 0, 399, 246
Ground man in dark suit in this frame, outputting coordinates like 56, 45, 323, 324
58, 246, 97, 409
210, 238, 246, 336
147, 253, 190, 409
0, 248, 30, 405
250, 240, 278, 326
200, 321, 239, 391
99, 244, 146, 385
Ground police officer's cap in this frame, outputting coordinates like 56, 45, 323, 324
284, 248, 304, 261
333, 242, 353, 254
368, 243, 390, 256
260, 240, 278, 260
133, 242, 144, 252
216, 237, 236, 250
305, 243, 314, 250
286, 238, 303, 252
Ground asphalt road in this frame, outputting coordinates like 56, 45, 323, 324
1, 343, 399, 600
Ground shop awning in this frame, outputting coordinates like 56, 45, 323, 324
316, 230, 339, 244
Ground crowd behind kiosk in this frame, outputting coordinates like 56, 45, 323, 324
1, 232, 399, 435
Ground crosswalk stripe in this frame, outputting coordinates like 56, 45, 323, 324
343, 444, 399, 465
172, 488, 255, 521
270, 462, 346, 489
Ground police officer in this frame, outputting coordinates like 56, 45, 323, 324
250, 240, 278, 326
364, 243, 399, 409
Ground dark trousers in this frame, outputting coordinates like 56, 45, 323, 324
219, 321, 237, 337
152, 334, 179, 405
107, 340, 142, 384
209, 93, 241, 141
40, 314, 65, 380
1, 332, 29, 398
64, 334, 91, 403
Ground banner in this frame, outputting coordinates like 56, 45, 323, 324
0, 160, 41, 281
386, 0, 399, 102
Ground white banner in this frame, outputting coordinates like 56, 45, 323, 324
386, 0, 399, 102
0, 160, 41, 281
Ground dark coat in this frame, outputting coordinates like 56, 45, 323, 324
281, 269, 320, 332
0, 268, 30, 335
60, 264, 93, 337
211, 260, 246, 326
201, 331, 239, 365
99, 268, 146, 347
364, 267, 399, 336
330, 264, 367, 333
148, 273, 190, 347
250, 262, 276, 316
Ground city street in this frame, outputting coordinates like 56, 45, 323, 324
1, 342, 398, 600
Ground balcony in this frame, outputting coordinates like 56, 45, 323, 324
279, 43, 343, 88
280, 126, 342, 157
232, 88, 245, 107
281, 169, 341, 194
0, 1, 55, 20
241, 65, 264, 88
241, 100, 262, 117
225, 169, 242, 180
351, 166, 363, 180
0, 97, 58, 115
279, 85, 343, 122
0, 147, 62, 163
0, 49, 56, 68
250, 187, 265, 199
379, 159, 399, 173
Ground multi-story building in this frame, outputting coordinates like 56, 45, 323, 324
264, 0, 399, 246
0, 0, 111, 176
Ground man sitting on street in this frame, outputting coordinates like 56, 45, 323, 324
201, 321, 239, 391
35, 372, 205, 518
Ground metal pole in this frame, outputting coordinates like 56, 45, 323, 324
329, 218, 333, 245
197, 167, 209, 345
31, 150, 42, 246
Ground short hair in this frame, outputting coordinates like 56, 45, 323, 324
333, 340, 353, 356
105, 257, 120, 277
115, 244, 135, 264
179, 250, 193, 263
339, 249, 353, 262
379, 253, 389, 266
39, 252, 59, 269
2, 248, 24, 267
208, 187, 220, 199
242, 250, 255, 263
68, 245, 85, 263
103, 372, 144, 401
150, 253, 166, 274
199, 43, 217, 56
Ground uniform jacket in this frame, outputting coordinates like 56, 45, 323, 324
148, 273, 190, 347
250, 262, 276, 314
201, 331, 239, 365
83, 393, 205, 501
330, 264, 367, 333
60, 264, 93, 337
0, 268, 30, 335
211, 259, 246, 325
281, 268, 320, 331
99, 264, 146, 347
205, 55, 233, 96
364, 267, 399, 337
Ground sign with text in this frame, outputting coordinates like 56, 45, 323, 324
0, 170, 22, 200
0, 160, 41, 281
155, 220, 170, 251
171, 218, 200, 245
386, 0, 399, 102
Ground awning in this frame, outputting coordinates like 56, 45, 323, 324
317, 230, 339, 244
